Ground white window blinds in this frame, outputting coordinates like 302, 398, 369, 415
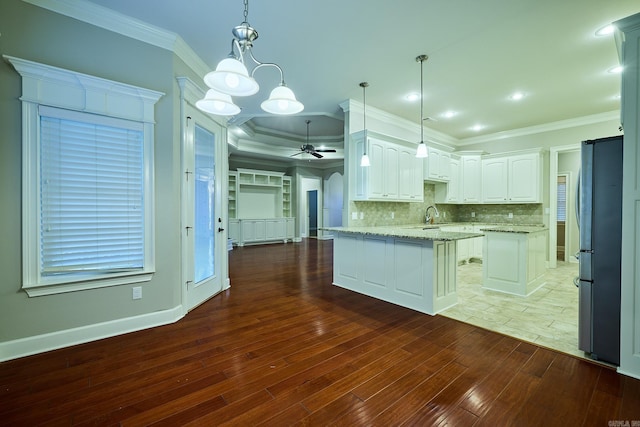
39, 106, 145, 275
557, 178, 567, 221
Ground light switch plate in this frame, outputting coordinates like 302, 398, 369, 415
352, 212, 357, 220
508, 213, 513, 219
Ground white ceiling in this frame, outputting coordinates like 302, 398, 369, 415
85, 0, 638, 162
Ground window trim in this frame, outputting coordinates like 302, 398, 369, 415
5, 55, 164, 296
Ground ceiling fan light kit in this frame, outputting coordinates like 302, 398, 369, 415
197, 0, 303, 116
291, 120, 336, 159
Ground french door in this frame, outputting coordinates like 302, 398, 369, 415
182, 107, 226, 311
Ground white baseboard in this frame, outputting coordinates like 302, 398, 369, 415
0, 305, 184, 362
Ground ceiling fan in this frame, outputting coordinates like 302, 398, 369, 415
291, 120, 336, 159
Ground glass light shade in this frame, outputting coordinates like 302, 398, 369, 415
195, 89, 241, 116
416, 142, 428, 158
360, 153, 371, 167
204, 58, 259, 97
261, 85, 304, 115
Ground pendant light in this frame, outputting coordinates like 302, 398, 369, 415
416, 54, 429, 158
359, 82, 371, 167
197, 0, 303, 116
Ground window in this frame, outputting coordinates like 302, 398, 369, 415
557, 176, 567, 221
194, 125, 216, 283
6, 56, 163, 296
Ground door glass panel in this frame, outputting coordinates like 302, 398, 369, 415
194, 125, 215, 283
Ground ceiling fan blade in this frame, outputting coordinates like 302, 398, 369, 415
314, 149, 336, 153
311, 152, 323, 158
290, 151, 303, 157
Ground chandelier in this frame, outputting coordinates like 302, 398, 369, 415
196, 0, 304, 116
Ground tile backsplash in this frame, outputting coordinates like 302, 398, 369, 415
349, 183, 543, 226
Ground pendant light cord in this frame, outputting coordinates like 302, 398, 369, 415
420, 58, 424, 143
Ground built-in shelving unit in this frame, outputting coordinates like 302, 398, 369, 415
228, 171, 237, 219
228, 168, 295, 246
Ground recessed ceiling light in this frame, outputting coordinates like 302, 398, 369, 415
595, 24, 615, 36
608, 65, 623, 74
509, 92, 525, 101
441, 110, 457, 119
471, 124, 484, 132
405, 92, 420, 102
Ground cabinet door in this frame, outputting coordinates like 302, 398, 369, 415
425, 149, 442, 180
228, 219, 239, 243
265, 219, 285, 240
447, 158, 460, 202
461, 156, 482, 203
398, 148, 423, 201
383, 145, 399, 199
286, 218, 295, 239
241, 220, 255, 242
509, 154, 540, 202
482, 157, 508, 202
439, 153, 451, 181
368, 139, 386, 199
254, 220, 266, 241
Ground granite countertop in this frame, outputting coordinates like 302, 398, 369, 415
322, 222, 546, 240
478, 225, 547, 234
320, 225, 483, 241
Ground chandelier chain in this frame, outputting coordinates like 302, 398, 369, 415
243, 0, 249, 21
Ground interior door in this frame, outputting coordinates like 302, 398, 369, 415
182, 110, 225, 311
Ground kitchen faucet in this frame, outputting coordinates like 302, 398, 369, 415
426, 205, 439, 224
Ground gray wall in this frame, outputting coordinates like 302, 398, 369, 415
0, 0, 185, 344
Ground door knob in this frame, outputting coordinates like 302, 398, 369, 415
218, 227, 225, 232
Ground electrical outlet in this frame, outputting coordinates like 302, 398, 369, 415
352, 212, 358, 220
471, 212, 475, 218
435, 211, 439, 217
132, 286, 142, 300
391, 212, 394, 219
508, 212, 513, 219
443, 212, 446, 218
359, 212, 364, 220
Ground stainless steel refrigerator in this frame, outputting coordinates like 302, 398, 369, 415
577, 135, 623, 365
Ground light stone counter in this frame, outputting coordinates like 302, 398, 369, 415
321, 225, 482, 241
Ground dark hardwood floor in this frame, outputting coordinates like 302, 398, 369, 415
2, 239, 640, 426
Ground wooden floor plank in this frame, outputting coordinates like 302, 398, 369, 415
0, 239, 638, 425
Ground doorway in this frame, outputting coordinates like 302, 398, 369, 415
307, 190, 318, 238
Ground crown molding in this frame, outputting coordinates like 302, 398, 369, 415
457, 110, 621, 146
22, 0, 210, 78
340, 99, 459, 150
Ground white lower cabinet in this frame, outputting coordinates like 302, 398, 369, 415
332, 232, 458, 315
228, 219, 240, 243
482, 229, 547, 296
235, 218, 294, 246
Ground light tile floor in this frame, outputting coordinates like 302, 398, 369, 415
440, 261, 585, 359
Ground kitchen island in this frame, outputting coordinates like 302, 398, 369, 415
481, 225, 548, 296
322, 225, 482, 315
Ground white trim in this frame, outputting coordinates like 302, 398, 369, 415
22, 0, 210, 78
458, 111, 620, 146
0, 305, 184, 362
4, 55, 164, 123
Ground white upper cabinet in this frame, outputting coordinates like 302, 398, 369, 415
399, 147, 424, 201
481, 151, 542, 203
481, 157, 509, 202
424, 148, 451, 182
508, 153, 541, 202
351, 130, 423, 202
434, 156, 460, 203
460, 155, 482, 203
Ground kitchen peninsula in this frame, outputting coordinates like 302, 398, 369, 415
323, 225, 482, 315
